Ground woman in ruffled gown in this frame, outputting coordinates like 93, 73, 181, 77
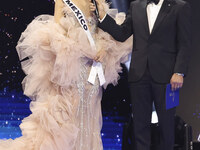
0, 0, 132, 149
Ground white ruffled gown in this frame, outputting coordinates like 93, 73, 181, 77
0, 3, 132, 150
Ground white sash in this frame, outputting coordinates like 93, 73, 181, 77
62, 0, 106, 86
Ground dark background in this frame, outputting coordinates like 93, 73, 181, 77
0, 0, 200, 141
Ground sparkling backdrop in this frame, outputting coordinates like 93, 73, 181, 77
0, 0, 55, 90
0, 0, 131, 149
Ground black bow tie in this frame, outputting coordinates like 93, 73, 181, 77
147, 0, 160, 5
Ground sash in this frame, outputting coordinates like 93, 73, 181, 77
62, 0, 106, 86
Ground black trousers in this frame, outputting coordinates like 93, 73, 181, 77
129, 65, 176, 150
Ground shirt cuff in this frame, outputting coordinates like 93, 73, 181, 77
175, 73, 184, 77
98, 14, 107, 23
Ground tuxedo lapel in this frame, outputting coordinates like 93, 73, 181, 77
139, 0, 150, 36
150, 0, 174, 36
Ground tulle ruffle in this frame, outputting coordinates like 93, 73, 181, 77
16, 15, 92, 96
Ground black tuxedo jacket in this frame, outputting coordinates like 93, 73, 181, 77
99, 0, 191, 83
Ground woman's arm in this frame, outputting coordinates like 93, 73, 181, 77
54, 0, 64, 23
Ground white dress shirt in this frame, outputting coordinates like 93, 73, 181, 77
146, 0, 164, 34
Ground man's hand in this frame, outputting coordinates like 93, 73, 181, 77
170, 73, 184, 91
94, 49, 106, 63
89, 0, 106, 20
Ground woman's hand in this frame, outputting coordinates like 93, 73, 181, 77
89, 0, 106, 20
94, 49, 106, 63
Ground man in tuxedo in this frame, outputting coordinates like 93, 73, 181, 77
90, 0, 191, 150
